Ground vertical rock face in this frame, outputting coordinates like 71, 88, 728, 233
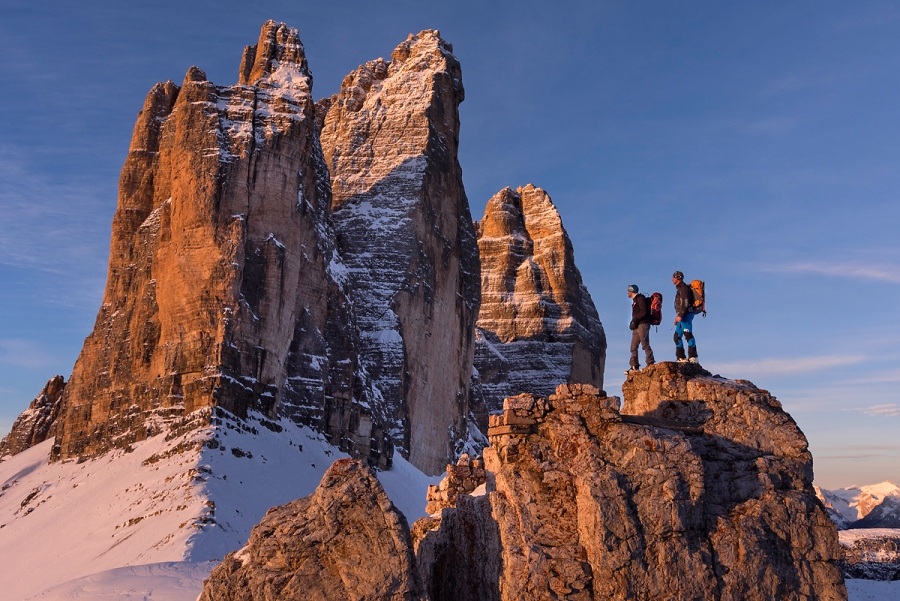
198, 459, 425, 601
415, 365, 846, 601
0, 376, 65, 457
318, 30, 480, 475
470, 185, 605, 430
51, 21, 363, 462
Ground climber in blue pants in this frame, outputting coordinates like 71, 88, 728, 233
672, 271, 698, 362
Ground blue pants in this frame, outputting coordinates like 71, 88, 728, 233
674, 312, 696, 349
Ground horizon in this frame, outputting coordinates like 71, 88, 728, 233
1, 1, 898, 488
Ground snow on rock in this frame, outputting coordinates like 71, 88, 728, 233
0, 410, 437, 600
318, 29, 480, 476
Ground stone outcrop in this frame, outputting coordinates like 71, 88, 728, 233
0, 376, 65, 457
415, 363, 847, 600
470, 185, 605, 432
198, 459, 425, 601
424, 453, 486, 515
317, 30, 480, 475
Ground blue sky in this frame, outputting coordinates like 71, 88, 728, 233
1, 1, 898, 488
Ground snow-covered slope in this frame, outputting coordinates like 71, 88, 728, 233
0, 410, 438, 600
28, 562, 215, 601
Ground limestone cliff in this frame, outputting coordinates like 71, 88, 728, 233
416, 363, 846, 600
199, 459, 425, 601
318, 30, 480, 475
0, 376, 65, 458
470, 185, 606, 431
49, 21, 392, 465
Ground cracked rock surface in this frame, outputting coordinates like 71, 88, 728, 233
416, 363, 847, 600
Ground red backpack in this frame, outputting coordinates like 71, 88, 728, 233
649, 292, 663, 326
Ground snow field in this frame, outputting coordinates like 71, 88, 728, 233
0, 410, 439, 600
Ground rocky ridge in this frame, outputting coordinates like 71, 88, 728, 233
413, 364, 845, 600
839, 531, 900, 581
0, 375, 65, 457
198, 362, 847, 600
469, 185, 606, 432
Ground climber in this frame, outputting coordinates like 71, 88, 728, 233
672, 271, 698, 363
625, 284, 655, 375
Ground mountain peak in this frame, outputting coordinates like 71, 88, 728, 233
238, 20, 310, 87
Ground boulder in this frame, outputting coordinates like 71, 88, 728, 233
198, 459, 425, 601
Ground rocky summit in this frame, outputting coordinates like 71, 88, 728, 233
318, 30, 481, 475
469, 185, 606, 432
199, 362, 846, 600
49, 20, 356, 464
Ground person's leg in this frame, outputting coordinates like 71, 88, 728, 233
674, 322, 686, 360
682, 312, 698, 359
639, 323, 655, 365
629, 328, 641, 369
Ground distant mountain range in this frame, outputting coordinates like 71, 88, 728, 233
816, 481, 900, 529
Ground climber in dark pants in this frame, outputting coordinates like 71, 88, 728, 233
626, 284, 654, 374
672, 271, 698, 363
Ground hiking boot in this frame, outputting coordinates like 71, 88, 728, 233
688, 357, 699, 364
624, 367, 640, 376
676, 358, 689, 363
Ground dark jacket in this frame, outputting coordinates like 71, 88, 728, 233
630, 294, 651, 329
674, 281, 693, 318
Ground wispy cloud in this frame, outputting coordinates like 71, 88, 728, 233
0, 339, 53, 369
709, 355, 865, 377
758, 262, 900, 284
857, 404, 900, 418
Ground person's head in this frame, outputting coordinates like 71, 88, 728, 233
627, 284, 639, 298
672, 271, 684, 285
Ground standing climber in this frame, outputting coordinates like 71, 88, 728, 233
672, 271, 698, 363
626, 284, 655, 374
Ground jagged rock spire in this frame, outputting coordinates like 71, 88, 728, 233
318, 29, 480, 475
239, 20, 311, 86
469, 184, 606, 431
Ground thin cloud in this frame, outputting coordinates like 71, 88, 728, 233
709, 355, 865, 377
758, 262, 900, 284
857, 404, 900, 418
0, 339, 53, 369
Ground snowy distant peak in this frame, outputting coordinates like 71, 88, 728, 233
239, 20, 311, 89
817, 481, 900, 528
